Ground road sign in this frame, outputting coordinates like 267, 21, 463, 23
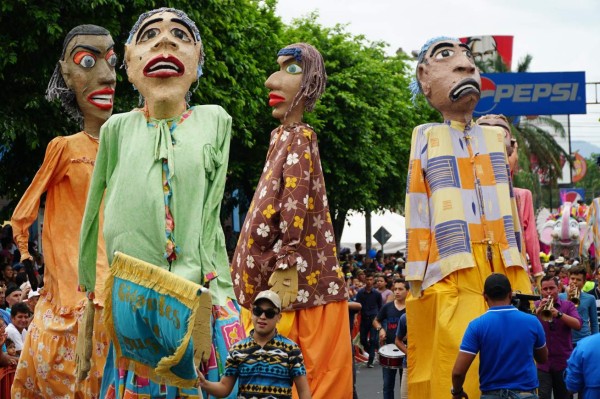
373, 226, 392, 246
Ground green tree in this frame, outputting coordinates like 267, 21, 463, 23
0, 0, 282, 218
274, 15, 439, 240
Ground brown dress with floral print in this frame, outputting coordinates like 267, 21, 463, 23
232, 123, 347, 310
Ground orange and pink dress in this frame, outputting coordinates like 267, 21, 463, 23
11, 131, 110, 398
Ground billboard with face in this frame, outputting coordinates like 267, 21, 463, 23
460, 35, 513, 71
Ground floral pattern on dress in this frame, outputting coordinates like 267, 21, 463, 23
232, 123, 347, 310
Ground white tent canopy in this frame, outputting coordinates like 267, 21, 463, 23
340, 209, 406, 255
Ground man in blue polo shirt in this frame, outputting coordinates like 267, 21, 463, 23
451, 274, 548, 399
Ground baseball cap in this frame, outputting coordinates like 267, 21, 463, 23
5, 285, 21, 298
253, 290, 281, 311
484, 273, 512, 298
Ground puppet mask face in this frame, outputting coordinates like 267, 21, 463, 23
477, 115, 513, 153
417, 40, 481, 119
265, 55, 305, 124
60, 34, 116, 124
125, 11, 201, 105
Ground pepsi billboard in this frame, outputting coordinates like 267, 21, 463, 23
475, 72, 586, 116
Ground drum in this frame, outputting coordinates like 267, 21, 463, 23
378, 343, 405, 369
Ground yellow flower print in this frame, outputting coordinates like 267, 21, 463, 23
333, 246, 337, 255
309, 159, 314, 173
333, 264, 344, 278
326, 212, 332, 223
294, 216, 304, 230
307, 270, 321, 285
247, 237, 254, 249
285, 177, 297, 188
248, 201, 255, 214
302, 129, 312, 139
262, 204, 276, 218
307, 197, 314, 210
305, 234, 317, 247
243, 272, 255, 294
266, 169, 273, 179
304, 152, 310, 160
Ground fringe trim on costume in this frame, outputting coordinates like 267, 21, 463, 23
104, 251, 205, 389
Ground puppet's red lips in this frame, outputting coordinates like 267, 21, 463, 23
87, 88, 114, 110
268, 93, 285, 107
143, 55, 185, 78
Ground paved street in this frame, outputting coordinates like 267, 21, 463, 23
356, 360, 402, 398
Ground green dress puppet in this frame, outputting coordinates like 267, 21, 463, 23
77, 8, 244, 399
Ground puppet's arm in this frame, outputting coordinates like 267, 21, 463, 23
404, 126, 431, 298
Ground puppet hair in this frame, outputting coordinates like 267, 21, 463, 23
278, 43, 327, 115
46, 24, 111, 124
408, 36, 458, 104
125, 7, 204, 78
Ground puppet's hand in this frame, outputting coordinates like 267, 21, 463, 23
268, 268, 298, 308
534, 273, 544, 291
192, 288, 213, 366
22, 258, 38, 291
409, 281, 422, 299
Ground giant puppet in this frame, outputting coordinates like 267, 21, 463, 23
231, 43, 352, 398
77, 8, 244, 399
477, 114, 544, 288
405, 37, 532, 398
10, 25, 115, 398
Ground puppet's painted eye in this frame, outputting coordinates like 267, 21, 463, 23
285, 64, 303, 74
171, 28, 191, 42
435, 49, 454, 59
105, 50, 117, 67
139, 28, 159, 43
74, 52, 97, 68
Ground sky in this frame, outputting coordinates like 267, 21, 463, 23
275, 0, 600, 150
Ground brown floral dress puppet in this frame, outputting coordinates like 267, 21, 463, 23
405, 37, 532, 398
232, 43, 352, 399
11, 24, 115, 398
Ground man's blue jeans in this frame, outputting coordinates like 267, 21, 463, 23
481, 389, 538, 399
359, 314, 378, 364
382, 366, 402, 399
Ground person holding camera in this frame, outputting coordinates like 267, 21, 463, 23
451, 274, 548, 398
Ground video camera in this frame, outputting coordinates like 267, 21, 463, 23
511, 292, 540, 314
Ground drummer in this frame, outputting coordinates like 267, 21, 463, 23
373, 279, 408, 399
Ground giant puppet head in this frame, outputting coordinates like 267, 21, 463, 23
265, 43, 327, 125
46, 25, 116, 129
411, 37, 481, 123
477, 114, 518, 173
124, 8, 203, 116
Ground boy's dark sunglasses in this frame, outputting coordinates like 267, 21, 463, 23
252, 306, 279, 319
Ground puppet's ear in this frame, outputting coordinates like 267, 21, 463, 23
417, 64, 430, 97
59, 60, 73, 89
124, 44, 133, 83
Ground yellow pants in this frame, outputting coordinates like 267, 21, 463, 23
406, 243, 532, 398
241, 301, 353, 399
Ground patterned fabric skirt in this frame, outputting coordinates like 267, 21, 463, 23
101, 299, 244, 399
406, 243, 532, 399
11, 291, 109, 398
